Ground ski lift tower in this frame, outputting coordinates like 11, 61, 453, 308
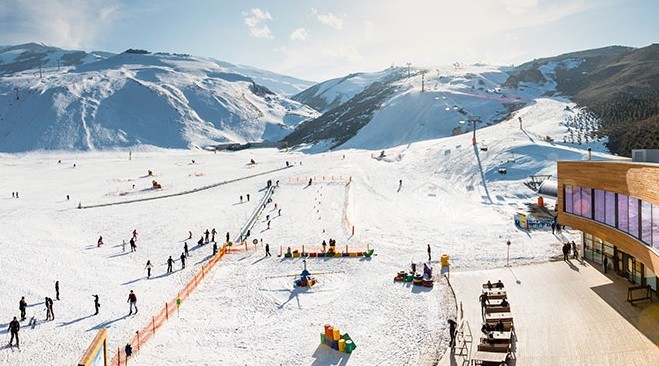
460, 116, 482, 145
420, 70, 429, 92
406, 63, 412, 78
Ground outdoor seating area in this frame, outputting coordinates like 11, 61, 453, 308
472, 281, 515, 366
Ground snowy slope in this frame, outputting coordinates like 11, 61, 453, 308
211, 58, 316, 96
0, 48, 319, 152
0, 93, 611, 364
293, 68, 399, 113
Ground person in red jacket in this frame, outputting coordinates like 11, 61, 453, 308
127, 290, 138, 315
97, 236, 103, 247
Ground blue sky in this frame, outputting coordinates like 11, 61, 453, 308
0, 0, 657, 81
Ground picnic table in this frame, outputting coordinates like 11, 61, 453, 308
485, 312, 514, 322
485, 299, 508, 307
482, 290, 507, 299
480, 331, 512, 344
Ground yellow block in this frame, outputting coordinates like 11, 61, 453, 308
338, 339, 346, 352
349, 252, 357, 257
333, 328, 341, 341
441, 254, 450, 267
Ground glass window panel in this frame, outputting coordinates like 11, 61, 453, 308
618, 194, 629, 232
565, 185, 573, 214
629, 196, 639, 238
652, 204, 659, 250
581, 188, 592, 218
641, 201, 652, 245
605, 191, 616, 226
594, 189, 605, 222
573, 186, 583, 216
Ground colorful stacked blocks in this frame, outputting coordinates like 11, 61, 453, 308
322, 324, 356, 353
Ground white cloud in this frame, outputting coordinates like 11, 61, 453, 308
290, 28, 308, 41
0, 0, 123, 49
243, 8, 273, 39
363, 20, 375, 37
312, 8, 343, 30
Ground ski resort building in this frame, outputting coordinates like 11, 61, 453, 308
557, 150, 659, 293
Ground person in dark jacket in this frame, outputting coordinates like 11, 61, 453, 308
180, 252, 186, 269
8, 317, 20, 347
93, 295, 100, 315
45, 297, 54, 321
167, 256, 174, 273
19, 296, 27, 321
127, 290, 138, 315
55, 280, 60, 300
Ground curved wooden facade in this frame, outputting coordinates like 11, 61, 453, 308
557, 161, 659, 276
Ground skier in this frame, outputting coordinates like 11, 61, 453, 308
278, 208, 281, 216
19, 296, 27, 321
399, 179, 403, 189
226, 232, 230, 243
308, 178, 313, 186
55, 280, 60, 301
180, 252, 186, 269
132, 229, 138, 241
274, 203, 278, 210
93, 295, 100, 315
204, 229, 210, 243
97, 236, 103, 247
197, 236, 204, 246
276, 180, 279, 187
45, 297, 54, 321
66, 194, 70, 201
188, 231, 193, 239
167, 256, 174, 273
266, 214, 270, 221
240, 195, 243, 203
184, 242, 189, 257
212, 242, 218, 256
265, 243, 271, 257
145, 260, 153, 278
427, 244, 432, 262
127, 290, 138, 315
130, 237, 137, 252
267, 220, 271, 230
247, 193, 250, 201
211, 228, 216, 242
8, 317, 20, 348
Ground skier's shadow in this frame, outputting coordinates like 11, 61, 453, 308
89, 314, 129, 331
121, 277, 142, 286
59, 314, 95, 327
27, 301, 45, 308
151, 270, 177, 280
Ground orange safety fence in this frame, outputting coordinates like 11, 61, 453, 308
110, 243, 228, 366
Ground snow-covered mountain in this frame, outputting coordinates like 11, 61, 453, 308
292, 68, 400, 113
285, 64, 544, 151
0, 44, 318, 152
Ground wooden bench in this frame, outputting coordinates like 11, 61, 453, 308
485, 305, 511, 314
627, 285, 653, 305
470, 350, 509, 366
477, 343, 510, 353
